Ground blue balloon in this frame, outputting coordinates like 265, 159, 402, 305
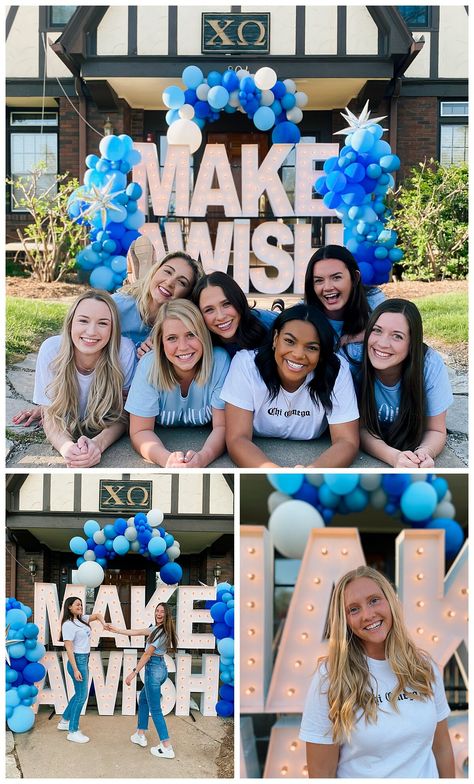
111, 255, 127, 274
148, 537, 166, 557
8, 643, 26, 660
113, 535, 130, 556
432, 477, 448, 502
22, 662, 46, 684
25, 642, 46, 663
7, 609, 28, 629
219, 684, 234, 702
224, 608, 234, 627
125, 182, 142, 201
182, 65, 204, 89
210, 602, 227, 622
7, 705, 35, 733
401, 482, 438, 522
253, 106, 275, 131
267, 474, 304, 494
163, 86, 185, 110
104, 524, 116, 539
99, 135, 125, 162
216, 700, 233, 717
160, 562, 183, 585
194, 100, 211, 119
208, 85, 229, 110
85, 154, 99, 169
6, 669, 19, 684
89, 266, 116, 291
114, 518, 128, 535
344, 487, 369, 513
281, 93, 296, 110
166, 109, 180, 126
324, 475, 360, 495
207, 70, 222, 87
382, 475, 411, 497
184, 89, 197, 105
121, 230, 141, 251
222, 70, 239, 92
217, 637, 234, 658
271, 121, 301, 144
213, 622, 231, 639
126, 149, 141, 167
83, 519, 100, 538
155, 553, 169, 567
272, 81, 286, 99
426, 519, 464, 558
124, 211, 145, 230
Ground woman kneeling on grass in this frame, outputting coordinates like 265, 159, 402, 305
359, 298, 453, 468
125, 299, 230, 467
220, 304, 359, 468
32, 291, 136, 467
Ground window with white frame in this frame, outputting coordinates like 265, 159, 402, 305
439, 102, 468, 165
9, 112, 58, 212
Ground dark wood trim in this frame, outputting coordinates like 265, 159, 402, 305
6, 78, 75, 97
43, 475, 51, 513
38, 6, 47, 83
202, 474, 210, 515
170, 474, 180, 513
337, 6, 346, 56
295, 6, 305, 57
400, 79, 468, 97
8, 512, 234, 532
223, 474, 234, 493
230, 6, 241, 12
128, 6, 137, 56
6, 6, 19, 39
73, 475, 82, 513
368, 7, 415, 53
430, 7, 440, 80
168, 6, 177, 57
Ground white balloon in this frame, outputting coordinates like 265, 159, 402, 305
269, 500, 324, 559
124, 527, 137, 541
286, 107, 303, 124
167, 119, 202, 153
71, 571, 81, 585
306, 475, 325, 487
360, 475, 382, 491
283, 78, 296, 94
371, 488, 387, 510
196, 83, 209, 100
254, 67, 277, 90
433, 501, 456, 519
93, 530, 106, 544
179, 104, 195, 120
147, 508, 164, 527
77, 561, 104, 589
167, 544, 180, 561
130, 540, 141, 552
127, 517, 135, 527
411, 474, 427, 482
444, 490, 452, 502
84, 549, 96, 561
260, 89, 275, 107
268, 491, 290, 514
228, 89, 240, 108
295, 91, 308, 108
236, 69, 249, 81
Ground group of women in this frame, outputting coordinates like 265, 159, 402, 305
59, 596, 176, 757
14, 240, 453, 468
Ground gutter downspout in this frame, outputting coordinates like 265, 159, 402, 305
74, 76, 88, 181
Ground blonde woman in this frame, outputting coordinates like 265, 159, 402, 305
113, 249, 203, 346
106, 603, 178, 758
125, 299, 230, 467
300, 566, 454, 778
32, 291, 136, 467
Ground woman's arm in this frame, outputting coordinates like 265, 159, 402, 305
129, 414, 175, 467
306, 742, 340, 778
42, 411, 85, 464
225, 403, 279, 468
414, 412, 448, 467
92, 421, 127, 455
64, 639, 82, 681
183, 408, 226, 468
125, 646, 156, 686
105, 624, 150, 636
309, 420, 359, 468
360, 427, 421, 468
432, 719, 455, 777
88, 613, 106, 625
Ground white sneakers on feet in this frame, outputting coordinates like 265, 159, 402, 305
151, 743, 175, 758
57, 719, 69, 731
130, 732, 147, 747
67, 731, 90, 743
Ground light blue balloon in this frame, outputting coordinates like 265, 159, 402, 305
7, 705, 35, 733
166, 108, 180, 126
344, 487, 369, 512
324, 475, 360, 496
267, 474, 304, 495
89, 266, 116, 291
8, 643, 26, 660
182, 65, 204, 89
401, 482, 438, 522
6, 689, 21, 708
99, 135, 126, 162
111, 255, 127, 274
6, 609, 28, 630
70, 536, 88, 555
103, 170, 127, 191
83, 519, 100, 537
107, 203, 128, 224
207, 85, 229, 110
126, 149, 141, 167
148, 537, 166, 557
253, 106, 275, 131
163, 85, 185, 110
124, 211, 145, 230
113, 535, 130, 556
217, 637, 234, 658
25, 642, 46, 663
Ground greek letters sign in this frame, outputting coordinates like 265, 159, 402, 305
202, 13, 270, 53
99, 480, 152, 512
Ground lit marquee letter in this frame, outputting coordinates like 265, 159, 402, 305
34, 651, 68, 714
87, 650, 123, 715
175, 653, 220, 716
91, 585, 129, 648
241, 144, 294, 217
34, 582, 85, 646
251, 222, 294, 294
190, 144, 241, 216
130, 585, 176, 648
176, 585, 216, 648
294, 143, 339, 216
265, 528, 365, 713
185, 221, 234, 273
133, 142, 190, 217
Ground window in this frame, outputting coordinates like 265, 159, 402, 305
441, 102, 468, 117
398, 6, 431, 29
439, 101, 468, 165
49, 6, 77, 27
9, 112, 58, 212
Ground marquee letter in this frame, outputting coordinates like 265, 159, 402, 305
176, 585, 216, 649
190, 145, 241, 217
133, 143, 190, 217
241, 144, 294, 217
251, 222, 294, 294
175, 653, 220, 716
130, 585, 176, 648
34, 582, 85, 646
34, 651, 68, 714
294, 143, 340, 216
91, 585, 129, 648
185, 221, 234, 274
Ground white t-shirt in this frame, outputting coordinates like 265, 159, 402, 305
299, 657, 450, 778
220, 350, 359, 439
33, 334, 137, 418
62, 615, 91, 654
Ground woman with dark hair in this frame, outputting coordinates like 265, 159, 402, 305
220, 304, 359, 467
57, 597, 105, 743
106, 603, 178, 759
359, 299, 452, 467
192, 271, 277, 357
304, 244, 385, 363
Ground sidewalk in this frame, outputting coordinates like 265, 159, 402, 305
6, 709, 233, 778
6, 351, 468, 469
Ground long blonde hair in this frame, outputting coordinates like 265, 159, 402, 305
45, 290, 127, 437
323, 566, 435, 743
148, 299, 213, 391
119, 251, 203, 324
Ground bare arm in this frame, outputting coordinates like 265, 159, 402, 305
88, 612, 106, 625
309, 419, 359, 468
124, 645, 156, 686
224, 403, 279, 468
91, 421, 127, 455
183, 407, 226, 468
64, 639, 82, 680
105, 624, 150, 636
306, 742, 340, 778
414, 412, 448, 467
129, 414, 173, 467
360, 426, 421, 468
432, 719, 455, 778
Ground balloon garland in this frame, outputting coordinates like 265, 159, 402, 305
69, 510, 183, 588
207, 582, 235, 717
164, 65, 309, 153
67, 134, 145, 292
315, 102, 404, 284
6, 598, 46, 734
267, 474, 464, 559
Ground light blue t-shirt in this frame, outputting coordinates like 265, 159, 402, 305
221, 308, 278, 358
334, 287, 387, 374
125, 346, 230, 426
112, 292, 151, 345
146, 626, 167, 656
374, 347, 453, 426
329, 286, 386, 338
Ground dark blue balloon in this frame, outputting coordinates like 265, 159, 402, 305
216, 700, 233, 717
184, 89, 197, 105
23, 662, 46, 684
194, 100, 210, 119
382, 475, 410, 497
426, 519, 464, 558
213, 622, 231, 640
294, 483, 319, 506
9, 656, 28, 672
114, 518, 127, 535
272, 81, 286, 99
156, 553, 169, 567
219, 684, 234, 702
210, 602, 227, 622
94, 545, 108, 558
160, 562, 183, 585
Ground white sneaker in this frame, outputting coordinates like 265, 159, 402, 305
67, 731, 90, 744
57, 720, 69, 731
151, 743, 175, 759
130, 732, 147, 747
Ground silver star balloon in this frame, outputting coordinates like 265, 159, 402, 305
5, 625, 24, 666
73, 178, 125, 229
335, 100, 388, 135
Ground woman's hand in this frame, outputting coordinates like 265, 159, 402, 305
12, 405, 43, 427
414, 447, 435, 468
393, 450, 421, 468
73, 668, 83, 682
137, 338, 153, 358
165, 450, 188, 467
125, 671, 136, 687
63, 436, 102, 468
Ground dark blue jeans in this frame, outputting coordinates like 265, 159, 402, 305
137, 656, 169, 742
63, 653, 89, 732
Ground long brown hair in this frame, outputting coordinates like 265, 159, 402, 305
360, 298, 426, 450
59, 596, 90, 641
147, 603, 178, 652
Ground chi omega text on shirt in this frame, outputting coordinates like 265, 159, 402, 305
267, 407, 312, 418
376, 689, 420, 704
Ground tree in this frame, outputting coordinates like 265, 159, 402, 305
389, 160, 468, 280
7, 164, 87, 282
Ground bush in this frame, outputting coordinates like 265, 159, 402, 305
6, 164, 87, 282
389, 160, 468, 280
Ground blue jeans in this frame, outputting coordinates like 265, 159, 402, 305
137, 656, 169, 742
63, 654, 89, 732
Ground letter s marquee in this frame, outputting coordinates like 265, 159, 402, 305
202, 13, 270, 54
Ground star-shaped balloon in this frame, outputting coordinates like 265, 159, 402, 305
73, 178, 125, 230
5, 625, 24, 666
335, 100, 388, 135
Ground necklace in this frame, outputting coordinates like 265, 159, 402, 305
279, 386, 294, 412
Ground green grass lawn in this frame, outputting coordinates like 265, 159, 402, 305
413, 291, 468, 345
6, 297, 68, 365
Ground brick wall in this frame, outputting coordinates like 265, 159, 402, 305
396, 96, 438, 178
